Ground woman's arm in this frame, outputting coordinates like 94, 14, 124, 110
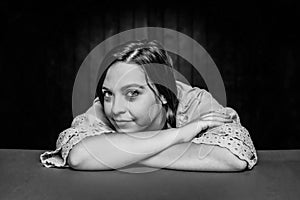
68, 128, 178, 170
67, 120, 222, 170
138, 143, 247, 171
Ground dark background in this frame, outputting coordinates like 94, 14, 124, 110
1, 0, 299, 150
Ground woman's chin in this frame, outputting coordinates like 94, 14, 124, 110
114, 126, 137, 133
114, 125, 148, 134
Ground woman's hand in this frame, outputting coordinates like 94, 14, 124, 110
199, 112, 233, 123
177, 120, 224, 143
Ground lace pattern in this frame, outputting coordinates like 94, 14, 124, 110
191, 122, 257, 169
40, 114, 114, 168
176, 106, 257, 169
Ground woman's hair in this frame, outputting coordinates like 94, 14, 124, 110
96, 40, 179, 128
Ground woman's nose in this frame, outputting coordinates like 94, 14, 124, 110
111, 96, 126, 116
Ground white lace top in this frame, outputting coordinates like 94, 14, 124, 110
40, 81, 257, 169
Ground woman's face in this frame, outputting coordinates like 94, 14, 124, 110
102, 62, 166, 133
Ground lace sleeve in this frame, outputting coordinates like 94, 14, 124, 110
40, 113, 115, 168
176, 82, 257, 169
191, 107, 258, 169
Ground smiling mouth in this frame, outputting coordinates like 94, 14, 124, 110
114, 120, 132, 123
113, 120, 133, 129
113, 120, 134, 127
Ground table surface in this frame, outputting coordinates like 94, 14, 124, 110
1, 149, 300, 200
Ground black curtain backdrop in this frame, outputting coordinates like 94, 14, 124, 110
1, 1, 299, 150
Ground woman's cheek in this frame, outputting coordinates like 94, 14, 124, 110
130, 101, 159, 125
148, 103, 163, 121
103, 102, 112, 117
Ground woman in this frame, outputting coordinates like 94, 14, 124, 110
40, 40, 257, 171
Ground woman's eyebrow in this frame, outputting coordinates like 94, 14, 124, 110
102, 84, 146, 91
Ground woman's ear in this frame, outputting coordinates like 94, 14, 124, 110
160, 96, 167, 105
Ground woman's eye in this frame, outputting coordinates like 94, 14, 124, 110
102, 91, 112, 100
126, 90, 140, 98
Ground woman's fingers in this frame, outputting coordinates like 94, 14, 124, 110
178, 120, 224, 143
196, 120, 224, 131
199, 120, 224, 131
199, 112, 232, 123
200, 116, 233, 123
200, 112, 230, 119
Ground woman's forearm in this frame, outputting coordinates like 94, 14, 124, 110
139, 143, 247, 171
67, 128, 181, 170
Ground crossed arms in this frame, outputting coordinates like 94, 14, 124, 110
67, 120, 247, 171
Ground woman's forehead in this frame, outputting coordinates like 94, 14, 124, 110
103, 62, 147, 89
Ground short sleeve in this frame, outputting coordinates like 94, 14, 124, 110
40, 100, 115, 168
191, 119, 258, 169
175, 81, 258, 169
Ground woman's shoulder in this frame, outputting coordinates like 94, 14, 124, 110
175, 80, 205, 99
175, 80, 217, 106
175, 81, 223, 125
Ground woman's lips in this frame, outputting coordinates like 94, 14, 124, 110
114, 119, 133, 127
115, 120, 131, 122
